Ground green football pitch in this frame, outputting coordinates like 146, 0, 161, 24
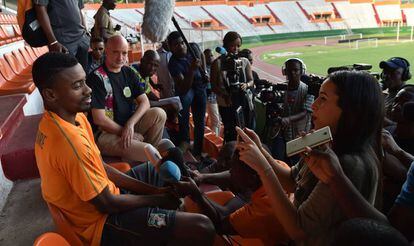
261, 38, 414, 83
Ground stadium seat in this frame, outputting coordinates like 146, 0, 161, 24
0, 72, 35, 95
47, 203, 83, 246
203, 132, 223, 159
184, 190, 235, 213
3, 52, 32, 78
108, 162, 131, 173
25, 46, 39, 61
0, 57, 32, 82
33, 232, 70, 246
19, 47, 35, 64
12, 49, 32, 69
12, 24, 21, 36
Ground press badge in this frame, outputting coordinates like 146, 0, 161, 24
148, 213, 167, 228
123, 86, 132, 98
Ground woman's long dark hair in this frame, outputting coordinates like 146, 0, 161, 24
328, 70, 384, 155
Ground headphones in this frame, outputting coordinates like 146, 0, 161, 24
282, 58, 306, 76
396, 57, 411, 81
381, 57, 412, 82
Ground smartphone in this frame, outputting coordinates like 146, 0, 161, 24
235, 106, 245, 129
286, 126, 333, 157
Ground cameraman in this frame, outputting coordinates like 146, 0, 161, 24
275, 58, 314, 164
211, 31, 255, 142
379, 57, 411, 125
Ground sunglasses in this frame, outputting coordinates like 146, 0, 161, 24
93, 47, 104, 51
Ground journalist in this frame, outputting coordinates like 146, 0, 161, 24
211, 31, 255, 142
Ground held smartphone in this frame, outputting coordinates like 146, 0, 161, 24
235, 106, 245, 129
286, 126, 333, 157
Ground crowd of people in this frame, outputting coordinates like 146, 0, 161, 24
30, 1, 414, 245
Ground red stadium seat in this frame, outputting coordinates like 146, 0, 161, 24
25, 46, 39, 61
0, 57, 32, 82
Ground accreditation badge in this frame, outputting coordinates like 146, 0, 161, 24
123, 86, 132, 98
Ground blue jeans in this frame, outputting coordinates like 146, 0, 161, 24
178, 87, 207, 156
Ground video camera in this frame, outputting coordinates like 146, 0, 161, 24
255, 79, 288, 126
222, 53, 244, 89
301, 63, 380, 96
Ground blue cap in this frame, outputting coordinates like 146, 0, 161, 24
159, 161, 181, 183
380, 57, 408, 70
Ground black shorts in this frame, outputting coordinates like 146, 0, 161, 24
101, 164, 176, 245
101, 207, 176, 246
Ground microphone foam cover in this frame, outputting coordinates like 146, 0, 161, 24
142, 0, 175, 42
159, 161, 181, 183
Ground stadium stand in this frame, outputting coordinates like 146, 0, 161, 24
375, 4, 403, 26
403, 8, 414, 26
334, 2, 378, 29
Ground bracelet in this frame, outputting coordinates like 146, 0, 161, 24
49, 40, 58, 46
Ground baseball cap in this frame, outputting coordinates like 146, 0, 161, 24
380, 57, 408, 70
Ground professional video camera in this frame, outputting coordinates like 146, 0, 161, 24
222, 53, 244, 89
301, 63, 380, 96
255, 79, 288, 126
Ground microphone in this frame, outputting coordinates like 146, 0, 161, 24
142, 0, 175, 42
162, 147, 190, 177
159, 160, 181, 183
403, 102, 414, 122
215, 46, 227, 55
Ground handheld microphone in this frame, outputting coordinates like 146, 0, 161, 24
215, 46, 227, 56
403, 102, 414, 122
159, 160, 181, 183
162, 147, 190, 177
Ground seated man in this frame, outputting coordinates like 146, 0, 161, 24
87, 35, 167, 162
175, 150, 289, 246
33, 52, 215, 246
87, 37, 105, 75
131, 50, 162, 101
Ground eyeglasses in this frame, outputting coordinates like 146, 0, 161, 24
92, 47, 104, 51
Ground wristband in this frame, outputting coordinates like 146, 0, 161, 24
49, 40, 58, 46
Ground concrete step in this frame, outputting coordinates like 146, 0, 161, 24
1, 114, 42, 181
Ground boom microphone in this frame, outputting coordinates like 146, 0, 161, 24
403, 102, 414, 122
142, 0, 175, 42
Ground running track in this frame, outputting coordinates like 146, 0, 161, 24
250, 39, 325, 83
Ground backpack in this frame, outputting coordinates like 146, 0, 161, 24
17, 0, 48, 47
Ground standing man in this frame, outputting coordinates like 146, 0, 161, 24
204, 48, 221, 136
167, 32, 207, 158
379, 57, 411, 125
157, 40, 175, 99
92, 0, 121, 41
276, 58, 313, 164
87, 35, 166, 162
34, 0, 90, 71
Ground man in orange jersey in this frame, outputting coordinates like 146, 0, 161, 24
33, 52, 215, 246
